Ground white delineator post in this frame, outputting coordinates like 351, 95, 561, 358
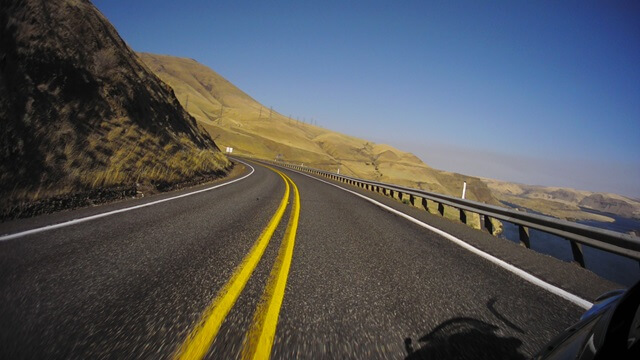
461, 181, 467, 199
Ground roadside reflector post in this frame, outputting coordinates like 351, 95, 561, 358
518, 225, 531, 248
570, 240, 586, 267
461, 181, 467, 199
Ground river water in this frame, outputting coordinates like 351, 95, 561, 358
499, 205, 640, 288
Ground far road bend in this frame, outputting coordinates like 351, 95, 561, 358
0, 159, 618, 359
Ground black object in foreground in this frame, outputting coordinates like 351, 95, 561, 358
534, 281, 640, 359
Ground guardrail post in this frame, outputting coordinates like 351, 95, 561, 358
459, 209, 467, 224
422, 198, 428, 211
409, 194, 416, 207
518, 225, 531, 248
438, 202, 445, 216
483, 215, 494, 235
570, 240, 586, 267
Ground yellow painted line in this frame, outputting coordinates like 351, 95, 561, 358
241, 172, 301, 360
174, 167, 290, 360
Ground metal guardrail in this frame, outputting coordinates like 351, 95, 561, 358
263, 159, 640, 268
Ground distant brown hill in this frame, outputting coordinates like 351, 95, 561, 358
140, 53, 640, 224
483, 179, 640, 222
139, 53, 498, 206
0, 0, 229, 217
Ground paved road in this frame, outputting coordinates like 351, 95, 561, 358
0, 160, 618, 359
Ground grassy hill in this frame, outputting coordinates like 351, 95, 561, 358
139, 53, 497, 205
0, 0, 230, 218
483, 179, 640, 223
138, 53, 640, 224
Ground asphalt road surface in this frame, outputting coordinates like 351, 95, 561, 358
0, 159, 618, 359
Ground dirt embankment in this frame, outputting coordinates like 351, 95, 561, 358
1, 0, 230, 218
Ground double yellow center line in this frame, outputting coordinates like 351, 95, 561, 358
174, 165, 300, 360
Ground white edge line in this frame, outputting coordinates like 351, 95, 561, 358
279, 164, 593, 310
0, 161, 255, 242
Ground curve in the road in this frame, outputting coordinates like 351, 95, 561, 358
0, 161, 255, 242
175, 164, 301, 360
242, 171, 301, 360
277, 163, 594, 310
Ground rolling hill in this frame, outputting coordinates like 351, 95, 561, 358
0, 0, 230, 218
140, 53, 640, 224
139, 53, 497, 205
483, 179, 640, 223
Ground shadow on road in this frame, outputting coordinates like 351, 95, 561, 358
404, 317, 526, 360
487, 297, 525, 334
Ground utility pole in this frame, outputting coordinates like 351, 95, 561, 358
269, 106, 273, 121
185, 95, 189, 112
258, 106, 262, 120
218, 103, 224, 123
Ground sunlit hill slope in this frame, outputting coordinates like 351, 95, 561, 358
139, 53, 497, 205
483, 179, 640, 224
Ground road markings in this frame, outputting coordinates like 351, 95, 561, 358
0, 161, 256, 242
241, 172, 300, 360
174, 168, 289, 360
278, 164, 594, 310
175, 165, 300, 360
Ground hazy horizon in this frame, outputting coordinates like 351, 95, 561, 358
392, 140, 640, 199
94, 0, 640, 198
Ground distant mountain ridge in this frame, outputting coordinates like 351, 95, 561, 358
139, 53, 497, 205
0, 0, 229, 217
483, 179, 640, 222
139, 53, 640, 223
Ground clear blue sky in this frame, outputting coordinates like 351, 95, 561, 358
93, 0, 640, 197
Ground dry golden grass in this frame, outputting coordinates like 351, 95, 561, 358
139, 53, 500, 205
0, 1, 231, 217
4, 115, 230, 206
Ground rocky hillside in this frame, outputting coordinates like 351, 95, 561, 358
0, 0, 230, 218
139, 53, 498, 205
